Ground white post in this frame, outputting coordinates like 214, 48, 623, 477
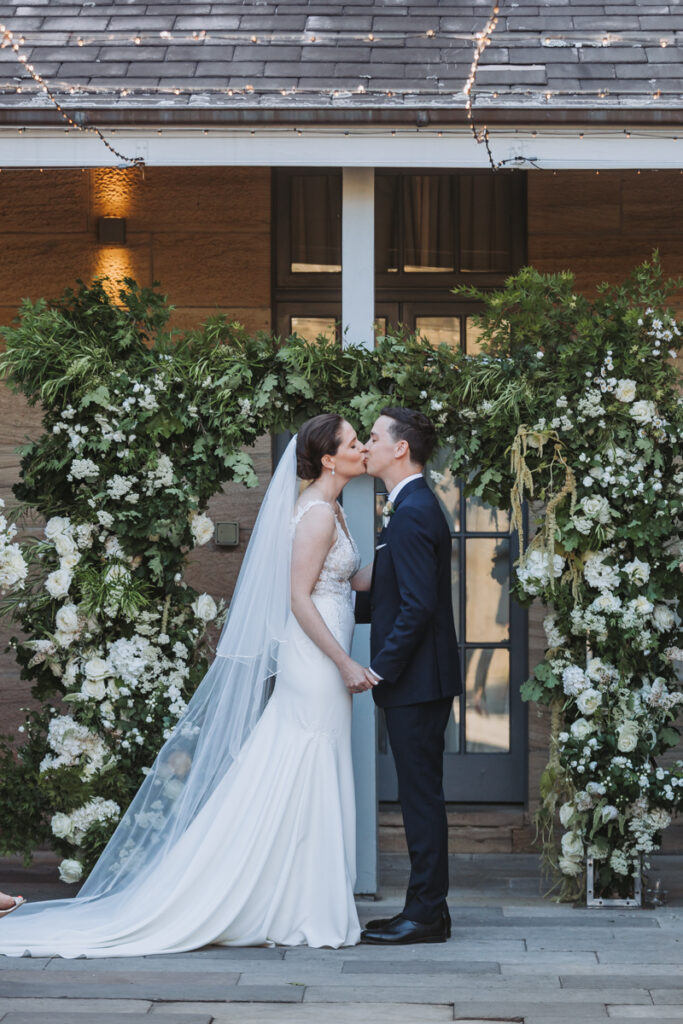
341, 167, 377, 895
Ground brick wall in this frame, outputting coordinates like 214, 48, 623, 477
1, 166, 680, 855
0, 166, 273, 736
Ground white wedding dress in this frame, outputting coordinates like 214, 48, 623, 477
0, 499, 362, 956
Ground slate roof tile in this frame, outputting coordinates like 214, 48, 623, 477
0, 0, 681, 114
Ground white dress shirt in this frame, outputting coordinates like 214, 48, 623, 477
368, 472, 424, 682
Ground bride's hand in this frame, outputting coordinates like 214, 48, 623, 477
340, 657, 374, 695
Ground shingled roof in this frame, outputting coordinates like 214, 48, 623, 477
1, 0, 682, 120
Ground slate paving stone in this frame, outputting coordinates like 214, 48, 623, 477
43, 956, 248, 973
148, 1004, 454, 1022
0, 1016, 213, 1024
561, 974, 683, 989
0, 970, 241, 1000
606, 1009, 683, 1018
145, 947, 285, 960
649, 991, 683, 1004
341, 959, 500, 974
451, 1003, 609, 1020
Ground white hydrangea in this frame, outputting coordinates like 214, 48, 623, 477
583, 552, 620, 592
562, 665, 588, 697
107, 475, 135, 500
515, 549, 565, 595
652, 605, 675, 633
70, 458, 99, 480
543, 614, 566, 648
144, 453, 175, 494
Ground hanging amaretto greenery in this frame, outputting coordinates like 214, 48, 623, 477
0, 257, 681, 899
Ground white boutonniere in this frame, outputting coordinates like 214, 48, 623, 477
381, 500, 394, 528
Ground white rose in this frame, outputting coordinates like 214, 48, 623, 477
55, 603, 79, 634
617, 720, 639, 753
81, 677, 106, 700
576, 688, 602, 716
190, 512, 215, 547
630, 399, 656, 425
559, 802, 575, 827
559, 855, 583, 877
623, 558, 650, 586
0, 546, 28, 589
51, 812, 73, 839
561, 830, 584, 859
55, 630, 76, 649
581, 496, 611, 521
191, 593, 217, 622
53, 533, 77, 557
58, 858, 83, 883
570, 717, 594, 741
84, 657, 112, 682
614, 379, 636, 403
59, 552, 81, 571
45, 516, 71, 539
652, 605, 675, 632
45, 568, 72, 599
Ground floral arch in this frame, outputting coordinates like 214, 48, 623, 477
0, 257, 681, 900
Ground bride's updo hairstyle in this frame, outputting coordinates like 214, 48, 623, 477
296, 413, 344, 481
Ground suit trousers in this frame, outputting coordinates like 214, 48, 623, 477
383, 697, 453, 924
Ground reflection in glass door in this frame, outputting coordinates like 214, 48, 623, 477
376, 317, 527, 804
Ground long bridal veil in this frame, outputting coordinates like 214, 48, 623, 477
10, 435, 298, 916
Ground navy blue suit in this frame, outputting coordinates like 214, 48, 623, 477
367, 476, 462, 924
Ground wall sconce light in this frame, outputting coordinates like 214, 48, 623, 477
97, 216, 127, 245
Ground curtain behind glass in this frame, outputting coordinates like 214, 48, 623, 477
403, 175, 454, 272
459, 174, 512, 273
290, 174, 341, 272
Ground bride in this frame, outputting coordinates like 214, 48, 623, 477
0, 414, 374, 955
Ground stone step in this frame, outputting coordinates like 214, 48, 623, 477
0, 1016, 212, 1024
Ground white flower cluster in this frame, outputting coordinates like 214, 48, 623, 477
639, 307, 681, 359
0, 498, 28, 595
189, 511, 215, 547
40, 714, 113, 780
515, 549, 565, 596
51, 796, 121, 844
143, 453, 175, 495
42, 516, 96, 600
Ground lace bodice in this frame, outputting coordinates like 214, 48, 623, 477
291, 499, 361, 601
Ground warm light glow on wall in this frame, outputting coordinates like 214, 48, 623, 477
94, 247, 135, 288
91, 167, 138, 218
91, 168, 139, 286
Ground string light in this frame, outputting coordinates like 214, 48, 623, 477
0, 22, 143, 165
463, 1, 500, 170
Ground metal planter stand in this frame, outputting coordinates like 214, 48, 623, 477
586, 856, 642, 908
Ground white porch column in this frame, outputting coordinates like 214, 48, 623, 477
341, 167, 377, 895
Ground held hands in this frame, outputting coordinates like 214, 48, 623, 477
340, 658, 379, 695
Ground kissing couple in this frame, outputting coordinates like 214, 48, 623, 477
0, 407, 461, 957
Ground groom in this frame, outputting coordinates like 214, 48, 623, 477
359, 407, 462, 945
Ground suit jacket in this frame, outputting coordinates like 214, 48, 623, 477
363, 477, 462, 709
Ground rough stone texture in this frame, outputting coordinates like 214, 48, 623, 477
0, 0, 682, 110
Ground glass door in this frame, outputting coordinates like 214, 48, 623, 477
375, 314, 527, 803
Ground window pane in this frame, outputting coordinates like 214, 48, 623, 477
459, 174, 513, 273
465, 648, 510, 753
404, 175, 454, 272
376, 174, 400, 273
290, 317, 336, 344
465, 316, 487, 354
466, 494, 509, 532
465, 537, 509, 643
290, 174, 341, 272
451, 541, 461, 636
426, 450, 460, 532
415, 316, 461, 350
374, 317, 388, 346
444, 695, 461, 753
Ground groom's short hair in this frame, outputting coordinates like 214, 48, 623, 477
381, 407, 437, 467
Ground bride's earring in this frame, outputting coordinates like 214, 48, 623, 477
331, 466, 336, 476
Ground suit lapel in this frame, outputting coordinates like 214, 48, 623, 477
371, 477, 426, 596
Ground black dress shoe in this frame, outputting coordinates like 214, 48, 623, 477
366, 907, 451, 937
360, 914, 448, 945
363, 912, 402, 930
